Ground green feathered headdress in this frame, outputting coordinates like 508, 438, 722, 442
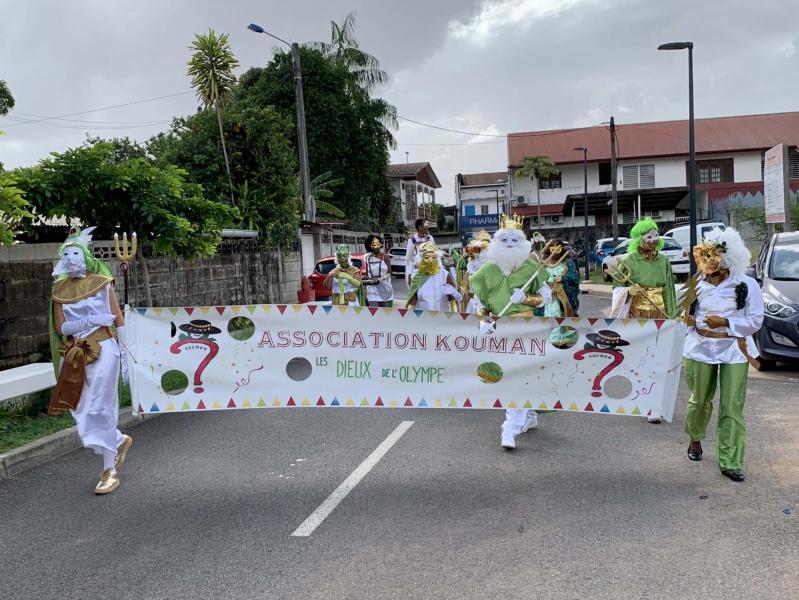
628, 217, 663, 254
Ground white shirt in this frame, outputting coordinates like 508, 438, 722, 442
415, 271, 453, 312
683, 274, 764, 364
364, 254, 393, 302
405, 233, 435, 280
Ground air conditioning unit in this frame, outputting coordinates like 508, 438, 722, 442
550, 215, 561, 223
516, 196, 526, 204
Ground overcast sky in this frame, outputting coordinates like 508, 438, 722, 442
2, 0, 798, 205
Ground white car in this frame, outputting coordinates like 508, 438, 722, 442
663, 222, 726, 250
602, 237, 690, 282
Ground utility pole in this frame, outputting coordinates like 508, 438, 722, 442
291, 42, 314, 223
610, 116, 619, 246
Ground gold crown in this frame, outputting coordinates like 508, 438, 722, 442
499, 214, 524, 230
420, 240, 438, 254
475, 229, 492, 242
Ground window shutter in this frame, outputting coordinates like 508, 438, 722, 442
639, 164, 656, 188
622, 165, 638, 189
789, 147, 799, 179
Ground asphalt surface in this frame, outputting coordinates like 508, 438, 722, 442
2, 289, 797, 600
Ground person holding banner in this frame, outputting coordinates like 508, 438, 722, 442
325, 244, 366, 306
679, 228, 763, 482
363, 234, 393, 308
469, 215, 552, 449
406, 240, 462, 312
609, 217, 677, 423
48, 226, 133, 495
405, 219, 435, 286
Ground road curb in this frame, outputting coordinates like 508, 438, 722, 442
0, 409, 156, 479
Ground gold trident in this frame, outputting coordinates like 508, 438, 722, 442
114, 232, 137, 305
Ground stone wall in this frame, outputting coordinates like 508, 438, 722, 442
0, 248, 301, 370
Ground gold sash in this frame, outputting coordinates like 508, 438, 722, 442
629, 286, 667, 319
48, 327, 113, 416
696, 328, 760, 369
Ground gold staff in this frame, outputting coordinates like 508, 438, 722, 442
114, 232, 137, 306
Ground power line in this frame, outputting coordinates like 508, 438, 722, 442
2, 115, 172, 130
1, 91, 192, 128
397, 115, 604, 138
9, 111, 172, 125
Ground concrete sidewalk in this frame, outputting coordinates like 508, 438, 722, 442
0, 408, 153, 479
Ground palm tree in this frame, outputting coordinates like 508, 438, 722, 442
187, 29, 240, 203
515, 155, 559, 227
298, 171, 346, 219
307, 12, 397, 147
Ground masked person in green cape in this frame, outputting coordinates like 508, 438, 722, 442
469, 215, 552, 449
48, 226, 132, 494
680, 228, 763, 482
324, 244, 365, 306
609, 218, 677, 423
405, 241, 462, 311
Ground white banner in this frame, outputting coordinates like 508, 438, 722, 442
126, 305, 684, 421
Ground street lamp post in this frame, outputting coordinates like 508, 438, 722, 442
573, 147, 590, 281
659, 41, 696, 275
490, 189, 500, 215
249, 23, 314, 224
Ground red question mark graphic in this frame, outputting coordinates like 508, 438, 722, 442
170, 339, 219, 393
573, 348, 625, 398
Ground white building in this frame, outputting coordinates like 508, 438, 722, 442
387, 162, 442, 230
507, 112, 799, 234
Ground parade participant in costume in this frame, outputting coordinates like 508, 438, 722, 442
460, 230, 492, 313
48, 227, 132, 495
610, 218, 677, 423
680, 228, 763, 482
324, 244, 365, 306
405, 240, 463, 312
363, 234, 393, 307
405, 219, 435, 286
470, 215, 552, 449
534, 238, 581, 318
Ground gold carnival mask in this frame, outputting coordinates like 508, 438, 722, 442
693, 242, 724, 275
418, 241, 440, 274
370, 238, 382, 252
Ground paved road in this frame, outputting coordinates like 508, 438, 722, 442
2, 293, 797, 600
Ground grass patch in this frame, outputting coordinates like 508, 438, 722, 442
0, 384, 132, 453
584, 268, 610, 285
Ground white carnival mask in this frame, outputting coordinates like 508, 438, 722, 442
642, 228, 659, 245
53, 245, 87, 278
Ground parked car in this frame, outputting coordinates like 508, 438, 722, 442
308, 253, 367, 300
663, 221, 726, 250
387, 246, 407, 277
750, 231, 799, 369
593, 237, 628, 269
602, 237, 690, 281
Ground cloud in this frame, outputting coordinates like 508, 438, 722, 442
777, 38, 796, 58
448, 0, 589, 45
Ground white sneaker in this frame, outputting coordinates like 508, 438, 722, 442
500, 433, 516, 449
647, 415, 663, 424
521, 412, 539, 433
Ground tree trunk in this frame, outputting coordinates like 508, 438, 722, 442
136, 245, 153, 307
216, 106, 235, 205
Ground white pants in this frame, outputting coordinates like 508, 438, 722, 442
502, 409, 533, 436
70, 338, 124, 455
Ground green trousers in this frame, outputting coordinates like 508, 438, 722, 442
684, 359, 749, 472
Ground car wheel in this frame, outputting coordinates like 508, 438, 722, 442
602, 268, 611, 283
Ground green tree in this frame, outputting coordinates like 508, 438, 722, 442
187, 29, 240, 203
149, 99, 299, 248
515, 155, 559, 226
0, 173, 33, 246
239, 47, 394, 227
14, 141, 238, 303
0, 80, 13, 116
304, 171, 346, 218
306, 12, 397, 145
